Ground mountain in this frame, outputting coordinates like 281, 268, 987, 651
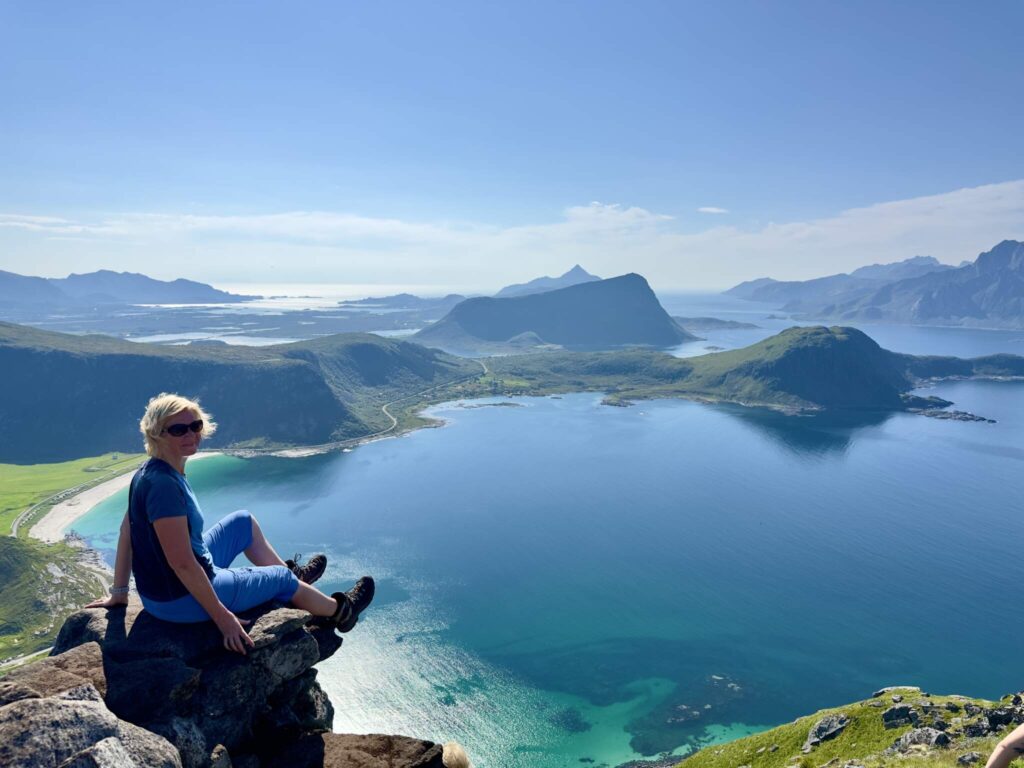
724, 256, 955, 310
48, 270, 257, 304
821, 240, 1024, 326
414, 273, 697, 355
0, 270, 70, 304
0, 322, 476, 462
480, 325, 1024, 413
494, 264, 600, 298
849, 254, 953, 281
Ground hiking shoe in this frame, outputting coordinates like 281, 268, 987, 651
286, 553, 327, 585
322, 576, 375, 633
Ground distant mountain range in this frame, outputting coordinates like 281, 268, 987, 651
0, 322, 476, 462
414, 273, 696, 355
0, 269, 257, 305
726, 241, 1024, 327
494, 264, 600, 298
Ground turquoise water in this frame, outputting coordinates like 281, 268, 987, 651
72, 318, 1024, 768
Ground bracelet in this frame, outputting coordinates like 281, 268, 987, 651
109, 586, 130, 596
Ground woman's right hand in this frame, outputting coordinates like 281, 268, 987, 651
84, 594, 129, 609
214, 609, 254, 655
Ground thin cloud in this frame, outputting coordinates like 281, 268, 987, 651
2, 181, 1023, 290
697, 206, 729, 214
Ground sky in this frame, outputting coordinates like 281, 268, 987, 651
1, 1, 1022, 292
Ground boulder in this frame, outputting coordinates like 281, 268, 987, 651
8, 599, 472, 768
882, 705, 919, 729
0, 696, 180, 768
959, 752, 983, 765
886, 727, 951, 753
802, 714, 849, 752
52, 601, 342, 768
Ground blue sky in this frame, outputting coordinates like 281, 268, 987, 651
1, 1, 1022, 290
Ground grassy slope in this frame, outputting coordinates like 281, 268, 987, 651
0, 453, 145, 663
0, 536, 106, 662
677, 688, 1013, 768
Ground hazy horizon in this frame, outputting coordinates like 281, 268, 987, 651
2, 2, 1022, 290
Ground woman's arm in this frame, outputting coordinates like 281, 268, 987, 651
85, 512, 133, 609
153, 516, 255, 655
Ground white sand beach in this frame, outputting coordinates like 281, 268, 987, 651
29, 452, 223, 544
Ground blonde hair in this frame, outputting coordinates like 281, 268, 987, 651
140, 393, 218, 457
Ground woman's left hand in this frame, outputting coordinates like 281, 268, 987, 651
84, 594, 129, 609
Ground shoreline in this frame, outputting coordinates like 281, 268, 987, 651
29, 451, 225, 544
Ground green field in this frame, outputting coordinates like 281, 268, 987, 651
0, 452, 144, 537
0, 452, 143, 664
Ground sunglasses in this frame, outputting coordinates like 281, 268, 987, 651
164, 420, 204, 437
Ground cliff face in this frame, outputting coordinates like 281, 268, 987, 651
0, 600, 466, 768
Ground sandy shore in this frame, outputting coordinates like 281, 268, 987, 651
29, 452, 224, 544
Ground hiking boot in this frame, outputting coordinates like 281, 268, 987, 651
286, 553, 327, 585
319, 576, 375, 633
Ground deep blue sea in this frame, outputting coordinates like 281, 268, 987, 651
72, 295, 1024, 768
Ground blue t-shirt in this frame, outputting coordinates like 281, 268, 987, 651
128, 458, 215, 602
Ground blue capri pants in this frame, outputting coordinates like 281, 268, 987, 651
141, 510, 300, 623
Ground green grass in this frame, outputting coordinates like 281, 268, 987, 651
677, 688, 1015, 768
0, 452, 144, 537
0, 535, 107, 662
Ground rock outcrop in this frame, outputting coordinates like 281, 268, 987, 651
1, 599, 464, 768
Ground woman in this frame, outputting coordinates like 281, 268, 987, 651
87, 393, 373, 654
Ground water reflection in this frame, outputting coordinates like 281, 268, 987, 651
715, 404, 893, 457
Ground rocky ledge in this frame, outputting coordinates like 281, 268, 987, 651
0, 599, 470, 768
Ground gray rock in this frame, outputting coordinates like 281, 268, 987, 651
946, 702, 963, 713
802, 714, 849, 752
7, 642, 106, 697
52, 602, 346, 768
887, 727, 951, 753
882, 705, 919, 729
58, 737, 137, 768
892, 694, 903, 703
988, 708, 1015, 728
964, 720, 991, 737
0, 681, 42, 706
0, 698, 180, 768
959, 752, 983, 765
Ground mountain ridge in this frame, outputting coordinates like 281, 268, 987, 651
416, 273, 696, 354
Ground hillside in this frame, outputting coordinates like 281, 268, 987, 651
416, 273, 696, 355
0, 322, 477, 462
675, 686, 1014, 768
474, 326, 1024, 413
494, 264, 600, 298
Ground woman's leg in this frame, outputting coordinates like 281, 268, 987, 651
290, 581, 340, 616
243, 515, 287, 567
985, 723, 1024, 768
